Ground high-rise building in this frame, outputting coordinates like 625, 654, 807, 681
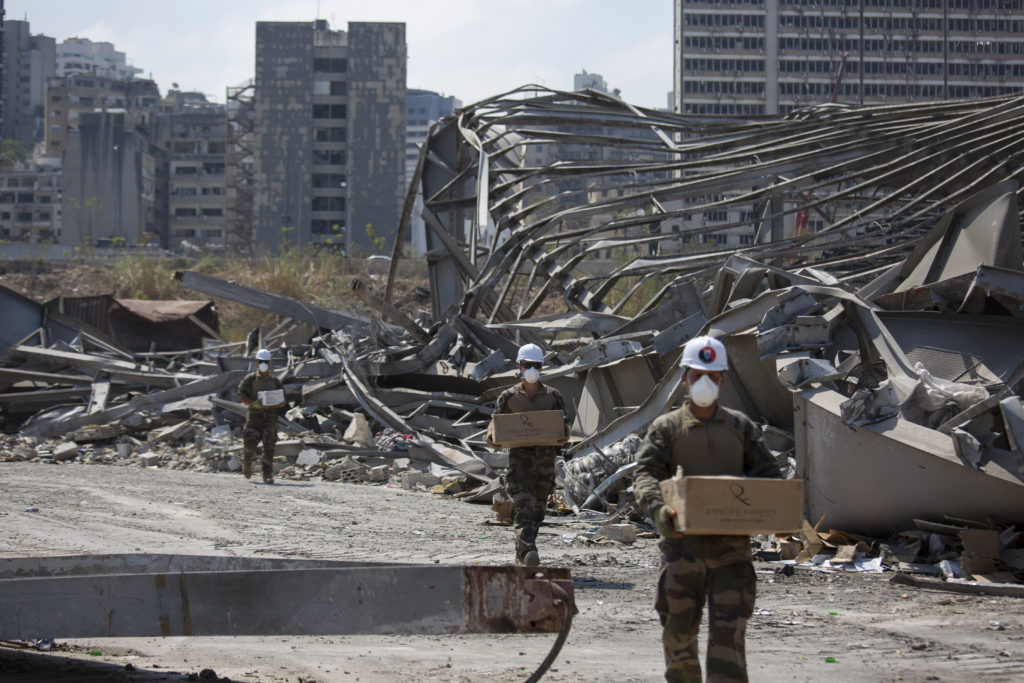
674, 0, 1024, 117
1, 20, 56, 150
154, 93, 227, 251
56, 37, 143, 82
252, 19, 406, 255
406, 88, 459, 255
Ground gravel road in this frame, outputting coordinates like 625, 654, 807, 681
2, 462, 1024, 682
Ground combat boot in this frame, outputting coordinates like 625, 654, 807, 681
262, 465, 274, 485
242, 458, 252, 479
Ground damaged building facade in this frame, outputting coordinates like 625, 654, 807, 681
252, 20, 406, 255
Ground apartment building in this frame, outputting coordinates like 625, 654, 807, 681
154, 98, 227, 250
0, 158, 60, 242
674, 0, 1024, 117
252, 20, 406, 254
56, 36, 143, 81
1, 20, 56, 150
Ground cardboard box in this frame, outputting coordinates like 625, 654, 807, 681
490, 410, 566, 448
658, 475, 803, 535
258, 389, 285, 407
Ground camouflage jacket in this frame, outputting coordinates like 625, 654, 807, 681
237, 371, 285, 415
633, 402, 782, 517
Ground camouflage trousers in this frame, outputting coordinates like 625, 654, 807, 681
243, 411, 278, 474
506, 447, 557, 559
655, 535, 755, 683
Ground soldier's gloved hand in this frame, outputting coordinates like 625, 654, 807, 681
250, 399, 263, 411
653, 504, 682, 539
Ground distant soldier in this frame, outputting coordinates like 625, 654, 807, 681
237, 348, 286, 484
633, 335, 782, 682
490, 343, 568, 566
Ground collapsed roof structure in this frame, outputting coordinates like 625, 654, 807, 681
2, 87, 1023, 539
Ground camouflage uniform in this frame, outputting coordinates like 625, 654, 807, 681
633, 403, 782, 683
493, 381, 567, 563
237, 371, 286, 480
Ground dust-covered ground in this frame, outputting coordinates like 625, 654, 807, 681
2, 462, 1024, 682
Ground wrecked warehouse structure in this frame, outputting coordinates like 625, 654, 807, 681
1, 88, 1023, 572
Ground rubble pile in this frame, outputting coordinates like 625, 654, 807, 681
2, 89, 1024, 583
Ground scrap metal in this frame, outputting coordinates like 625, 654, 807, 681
0, 88, 1023, 538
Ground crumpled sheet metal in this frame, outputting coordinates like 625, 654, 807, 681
4, 91, 1024, 531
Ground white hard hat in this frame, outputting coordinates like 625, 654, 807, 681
679, 335, 728, 371
516, 343, 544, 364
255, 348, 272, 362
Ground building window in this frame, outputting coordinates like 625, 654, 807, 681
314, 127, 347, 142
313, 58, 347, 73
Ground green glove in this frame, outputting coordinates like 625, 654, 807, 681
250, 399, 263, 411
653, 503, 682, 539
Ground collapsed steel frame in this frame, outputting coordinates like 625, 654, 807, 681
391, 86, 1024, 322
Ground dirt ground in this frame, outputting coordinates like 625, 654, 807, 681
2, 462, 1024, 682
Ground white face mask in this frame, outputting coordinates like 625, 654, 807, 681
258, 362, 270, 373
522, 367, 541, 384
689, 374, 719, 407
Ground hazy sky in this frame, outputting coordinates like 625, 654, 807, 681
7, 0, 674, 110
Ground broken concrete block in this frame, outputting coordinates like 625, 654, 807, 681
52, 442, 79, 461
138, 452, 161, 467
400, 470, 440, 490
369, 464, 389, 482
225, 456, 241, 472
393, 457, 411, 471
592, 524, 637, 544
296, 449, 321, 467
273, 440, 304, 458
343, 413, 374, 448
209, 424, 233, 439
148, 421, 195, 443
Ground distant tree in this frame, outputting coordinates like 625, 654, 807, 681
1, 139, 27, 162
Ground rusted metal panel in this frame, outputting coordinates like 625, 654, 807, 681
0, 554, 573, 639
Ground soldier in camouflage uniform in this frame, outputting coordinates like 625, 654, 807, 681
491, 343, 568, 566
237, 348, 286, 484
633, 335, 782, 683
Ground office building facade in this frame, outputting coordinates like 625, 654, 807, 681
674, 0, 1024, 117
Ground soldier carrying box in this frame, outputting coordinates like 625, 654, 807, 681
633, 335, 783, 683
237, 347, 287, 485
489, 343, 568, 567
